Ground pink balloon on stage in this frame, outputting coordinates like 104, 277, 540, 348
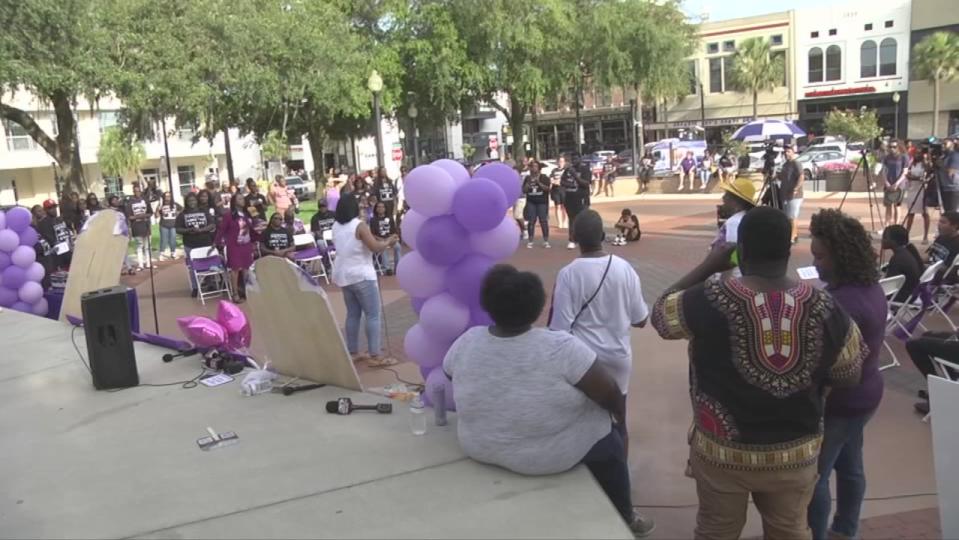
419, 292, 470, 343
470, 216, 521, 260
403, 165, 456, 217
399, 210, 427, 251
0, 229, 18, 252
473, 162, 521, 206
396, 251, 447, 299
217, 300, 248, 334
176, 316, 227, 348
11, 245, 36, 268
4, 207, 32, 233
403, 323, 452, 370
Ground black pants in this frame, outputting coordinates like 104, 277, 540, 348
524, 201, 549, 241
582, 427, 633, 521
941, 191, 959, 213
905, 331, 959, 381
563, 191, 587, 241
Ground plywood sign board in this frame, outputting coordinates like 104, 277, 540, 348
246, 256, 362, 391
59, 210, 129, 323
930, 375, 959, 539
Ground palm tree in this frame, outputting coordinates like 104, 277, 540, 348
728, 37, 785, 120
913, 32, 959, 136
97, 127, 147, 182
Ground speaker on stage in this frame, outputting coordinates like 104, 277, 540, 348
81, 286, 138, 389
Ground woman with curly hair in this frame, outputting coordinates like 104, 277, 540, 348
807, 209, 887, 540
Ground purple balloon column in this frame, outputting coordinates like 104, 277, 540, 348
396, 160, 521, 410
0, 207, 47, 315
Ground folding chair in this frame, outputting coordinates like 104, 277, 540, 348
930, 256, 959, 332
920, 355, 959, 423
292, 233, 329, 284
879, 274, 906, 371
889, 260, 944, 341
319, 229, 336, 264
188, 246, 232, 305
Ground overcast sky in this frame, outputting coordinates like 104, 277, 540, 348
682, 0, 839, 23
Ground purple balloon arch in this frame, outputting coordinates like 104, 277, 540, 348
397, 160, 521, 410
0, 207, 47, 315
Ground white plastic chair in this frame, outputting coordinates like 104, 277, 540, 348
923, 356, 959, 423
930, 256, 959, 331
188, 246, 232, 305
292, 233, 329, 284
878, 275, 906, 371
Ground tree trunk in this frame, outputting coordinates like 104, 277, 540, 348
531, 101, 539, 160
933, 70, 941, 136
307, 124, 326, 192
753, 91, 759, 120
635, 85, 645, 154
509, 95, 527, 162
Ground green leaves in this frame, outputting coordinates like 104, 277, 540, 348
913, 31, 959, 83
727, 37, 785, 113
97, 126, 146, 178
823, 109, 882, 145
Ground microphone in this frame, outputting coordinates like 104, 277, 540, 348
325, 397, 392, 415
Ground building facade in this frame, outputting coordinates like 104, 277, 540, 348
794, 0, 912, 139
907, 0, 959, 138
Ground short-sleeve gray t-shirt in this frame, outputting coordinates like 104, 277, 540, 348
443, 327, 612, 475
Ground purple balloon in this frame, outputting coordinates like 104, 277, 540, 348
0, 229, 18, 252
18, 226, 38, 248
416, 215, 468, 266
432, 159, 470, 187
452, 178, 508, 233
403, 323, 452, 370
25, 262, 44, 283
474, 162, 521, 206
419, 292, 470, 343
0, 286, 17, 307
11, 245, 36, 268
0, 252, 9, 271
445, 254, 495, 309
396, 251, 447, 298
5, 207, 32, 233
31, 297, 49, 317
0, 211, 6, 230
411, 296, 428, 315
468, 306, 494, 328
18, 281, 43, 304
471, 216, 522, 260
1, 266, 26, 289
11, 301, 31, 313
404, 165, 456, 217
399, 210, 427, 251
423, 366, 456, 411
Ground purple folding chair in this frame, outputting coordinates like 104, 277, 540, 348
187, 246, 232, 305
293, 234, 329, 284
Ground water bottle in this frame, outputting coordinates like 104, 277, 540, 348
409, 394, 427, 436
433, 385, 448, 427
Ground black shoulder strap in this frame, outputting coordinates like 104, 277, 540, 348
571, 255, 614, 328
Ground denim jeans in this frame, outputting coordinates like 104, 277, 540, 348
159, 226, 177, 256
133, 236, 149, 268
524, 201, 550, 241
808, 412, 874, 540
342, 279, 382, 356
376, 244, 402, 272
582, 427, 633, 521
699, 170, 711, 187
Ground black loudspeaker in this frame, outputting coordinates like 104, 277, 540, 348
81, 286, 139, 389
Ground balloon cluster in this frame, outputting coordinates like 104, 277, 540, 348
176, 300, 251, 352
397, 159, 521, 409
0, 207, 47, 316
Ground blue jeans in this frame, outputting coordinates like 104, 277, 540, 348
159, 226, 177, 256
524, 201, 549, 241
808, 412, 873, 540
342, 280, 382, 356
375, 245, 402, 272
582, 427, 633, 521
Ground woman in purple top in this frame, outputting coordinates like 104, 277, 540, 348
808, 209, 887, 540
215, 192, 258, 303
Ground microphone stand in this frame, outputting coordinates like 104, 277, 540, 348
147, 229, 159, 334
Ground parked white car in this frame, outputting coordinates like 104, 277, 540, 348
285, 175, 315, 200
776, 149, 849, 180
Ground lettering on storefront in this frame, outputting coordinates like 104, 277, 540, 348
804, 86, 876, 98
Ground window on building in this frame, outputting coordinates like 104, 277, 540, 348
861, 40, 877, 78
864, 23, 873, 31
826, 45, 842, 81
829, 29, 837, 36
3, 119, 35, 151
723, 40, 735, 52
140, 168, 160, 187
885, 20, 893, 28
709, 57, 723, 93
723, 56, 735, 90
688, 60, 698, 95
103, 176, 123, 197
707, 42, 719, 54
177, 124, 196, 141
772, 50, 787, 86
771, 34, 783, 46
808, 47, 824, 83
177, 165, 196, 196
879, 38, 897, 76
98, 111, 119, 134
811, 31, 819, 38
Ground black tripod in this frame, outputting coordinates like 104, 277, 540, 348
756, 153, 781, 210
839, 149, 883, 233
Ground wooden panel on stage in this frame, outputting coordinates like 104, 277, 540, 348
59, 209, 129, 323
246, 256, 362, 391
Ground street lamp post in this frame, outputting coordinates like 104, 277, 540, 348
368, 70, 385, 169
408, 103, 419, 167
629, 98, 638, 178
892, 91, 901, 140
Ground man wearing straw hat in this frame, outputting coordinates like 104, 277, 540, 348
714, 177, 757, 278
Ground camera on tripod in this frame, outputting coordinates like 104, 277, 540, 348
762, 139, 783, 178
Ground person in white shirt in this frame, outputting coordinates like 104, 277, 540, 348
549, 210, 649, 397
713, 177, 757, 278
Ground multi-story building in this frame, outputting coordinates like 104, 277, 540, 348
652, 11, 798, 144
794, 0, 911, 138
0, 92, 259, 207
907, 0, 959, 138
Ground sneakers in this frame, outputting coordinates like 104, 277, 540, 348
628, 513, 656, 538
915, 401, 930, 415
543, 242, 551, 249
522, 230, 529, 240
527, 242, 534, 249
567, 242, 576, 250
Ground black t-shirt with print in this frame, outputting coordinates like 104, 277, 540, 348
370, 215, 396, 238
524, 173, 550, 204
125, 196, 152, 238
159, 203, 182, 228
377, 182, 396, 203
176, 209, 214, 249
311, 210, 335, 237
262, 225, 294, 252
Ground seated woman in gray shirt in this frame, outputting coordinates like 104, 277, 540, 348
442, 264, 654, 537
